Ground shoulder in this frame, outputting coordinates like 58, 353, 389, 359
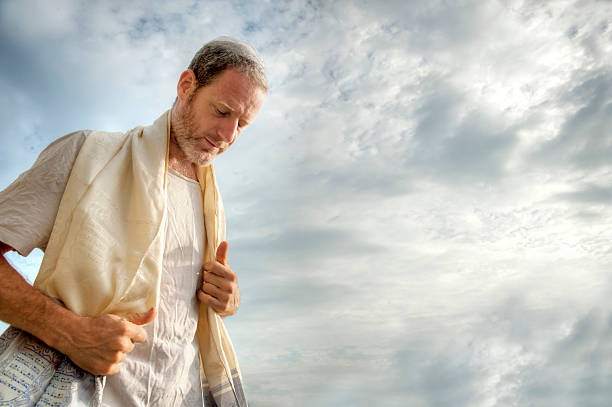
14, 128, 125, 188
38, 129, 129, 168
34, 131, 90, 166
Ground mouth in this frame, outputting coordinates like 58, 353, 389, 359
203, 136, 219, 149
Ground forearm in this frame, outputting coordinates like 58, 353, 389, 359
0, 244, 82, 353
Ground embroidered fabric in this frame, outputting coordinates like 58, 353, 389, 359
0, 326, 104, 406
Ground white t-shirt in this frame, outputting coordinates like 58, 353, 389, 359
0, 133, 208, 407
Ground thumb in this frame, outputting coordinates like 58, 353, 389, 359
127, 307, 156, 325
216, 241, 229, 266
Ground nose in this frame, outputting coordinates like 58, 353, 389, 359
217, 119, 239, 145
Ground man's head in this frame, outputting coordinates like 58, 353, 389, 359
188, 36, 268, 94
172, 37, 268, 167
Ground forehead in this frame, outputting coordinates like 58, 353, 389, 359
198, 69, 266, 119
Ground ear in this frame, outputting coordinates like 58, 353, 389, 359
176, 69, 197, 103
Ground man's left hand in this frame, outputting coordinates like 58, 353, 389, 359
197, 241, 240, 318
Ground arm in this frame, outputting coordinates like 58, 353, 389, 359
0, 242, 78, 350
0, 132, 155, 375
0, 242, 154, 375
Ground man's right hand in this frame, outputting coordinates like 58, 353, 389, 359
1, 243, 156, 376
61, 308, 156, 376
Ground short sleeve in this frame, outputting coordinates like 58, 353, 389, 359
0, 131, 88, 256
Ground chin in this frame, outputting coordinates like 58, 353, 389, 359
183, 146, 214, 167
192, 154, 215, 167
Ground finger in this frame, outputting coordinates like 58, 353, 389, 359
111, 336, 135, 353
201, 282, 230, 303
197, 290, 221, 311
216, 241, 229, 266
123, 324, 147, 344
204, 262, 236, 281
204, 271, 234, 292
123, 308, 155, 344
110, 351, 127, 364
106, 363, 121, 376
127, 307, 156, 326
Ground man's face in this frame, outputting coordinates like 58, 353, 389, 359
174, 68, 266, 166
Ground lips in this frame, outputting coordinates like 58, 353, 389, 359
203, 136, 219, 149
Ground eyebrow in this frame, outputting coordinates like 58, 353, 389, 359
217, 101, 252, 126
218, 101, 235, 112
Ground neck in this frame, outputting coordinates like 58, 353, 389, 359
169, 107, 198, 180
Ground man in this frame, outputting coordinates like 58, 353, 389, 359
0, 37, 267, 406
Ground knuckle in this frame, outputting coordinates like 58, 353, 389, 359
117, 322, 130, 336
96, 362, 113, 376
121, 340, 132, 352
111, 338, 124, 349
107, 364, 120, 376
112, 352, 123, 364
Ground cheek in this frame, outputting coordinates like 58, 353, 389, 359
230, 133, 241, 146
193, 120, 215, 139
184, 110, 206, 138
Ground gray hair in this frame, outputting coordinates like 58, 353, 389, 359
188, 36, 268, 92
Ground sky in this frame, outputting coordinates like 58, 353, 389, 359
0, 0, 611, 405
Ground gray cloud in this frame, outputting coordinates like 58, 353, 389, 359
533, 71, 612, 170
556, 182, 612, 204
242, 226, 383, 257
515, 308, 612, 406
386, 334, 487, 407
409, 78, 518, 182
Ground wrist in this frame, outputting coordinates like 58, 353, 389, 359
35, 298, 84, 354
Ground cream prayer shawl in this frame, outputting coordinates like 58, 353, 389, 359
33, 110, 246, 407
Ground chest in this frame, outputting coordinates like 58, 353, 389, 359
161, 168, 206, 303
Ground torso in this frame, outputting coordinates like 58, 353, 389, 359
0, 130, 209, 406
102, 168, 206, 407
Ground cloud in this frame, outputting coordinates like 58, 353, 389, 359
533, 71, 612, 170
515, 308, 612, 406
408, 78, 518, 182
390, 341, 485, 407
556, 182, 612, 204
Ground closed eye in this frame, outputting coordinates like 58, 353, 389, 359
215, 107, 229, 116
